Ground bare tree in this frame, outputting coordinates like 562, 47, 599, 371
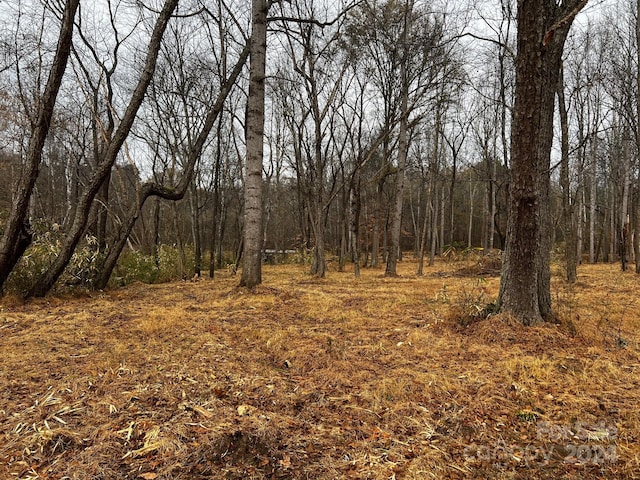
240, 0, 269, 288
385, 0, 411, 276
0, 0, 80, 292
92, 42, 251, 290
27, 0, 179, 297
557, 62, 579, 282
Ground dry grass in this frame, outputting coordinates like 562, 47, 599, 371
1, 258, 639, 479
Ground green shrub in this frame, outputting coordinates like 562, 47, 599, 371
113, 245, 196, 286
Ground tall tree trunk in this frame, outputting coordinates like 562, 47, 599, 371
620, 130, 630, 271
310, 194, 327, 277
350, 175, 362, 278
609, 181, 615, 262
429, 182, 438, 266
96, 171, 111, 251
370, 175, 386, 268
240, 0, 269, 288
498, 0, 587, 325
635, 0, 640, 273
557, 63, 578, 283
489, 144, 497, 252
633, 186, 640, 273
439, 187, 445, 254
0, 0, 80, 291
385, 16, 410, 276
210, 117, 223, 278
189, 181, 202, 277
589, 136, 597, 263
416, 183, 430, 275
172, 202, 187, 279
152, 197, 161, 270
338, 188, 347, 272
468, 182, 475, 249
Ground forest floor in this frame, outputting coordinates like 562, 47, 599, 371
1, 255, 640, 479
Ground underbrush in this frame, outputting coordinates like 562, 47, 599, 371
3, 226, 236, 292
6, 228, 103, 294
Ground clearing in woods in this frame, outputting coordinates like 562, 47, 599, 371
0, 257, 639, 479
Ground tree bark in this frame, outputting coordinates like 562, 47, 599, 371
0, 0, 80, 291
498, 0, 587, 325
240, 0, 269, 289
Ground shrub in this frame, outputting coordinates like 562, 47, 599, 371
113, 245, 196, 286
5, 226, 102, 294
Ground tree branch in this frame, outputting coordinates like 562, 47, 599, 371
543, 0, 589, 47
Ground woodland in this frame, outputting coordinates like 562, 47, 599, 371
1, 0, 639, 300
1, 0, 640, 478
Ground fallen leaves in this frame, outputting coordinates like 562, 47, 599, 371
0, 261, 639, 479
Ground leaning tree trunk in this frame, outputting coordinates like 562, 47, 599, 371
27, 0, 179, 298
92, 43, 250, 290
240, 0, 269, 289
498, 0, 587, 325
0, 0, 80, 291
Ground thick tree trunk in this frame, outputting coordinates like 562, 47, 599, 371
240, 0, 269, 289
498, 0, 587, 325
0, 0, 80, 291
